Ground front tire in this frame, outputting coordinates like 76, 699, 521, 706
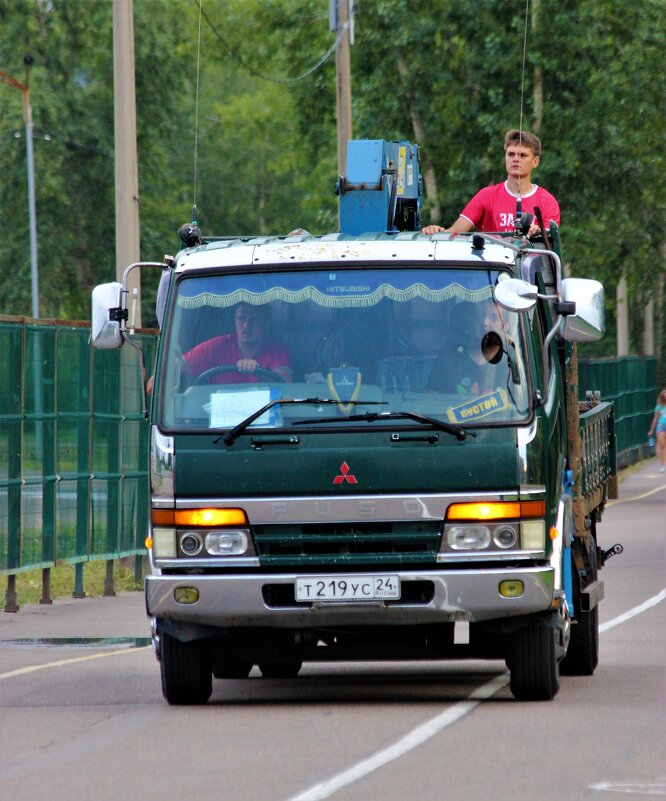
507, 621, 559, 701
160, 632, 212, 705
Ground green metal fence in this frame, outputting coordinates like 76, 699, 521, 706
0, 316, 157, 606
579, 355, 657, 463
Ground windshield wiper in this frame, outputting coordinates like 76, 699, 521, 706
218, 398, 387, 446
292, 410, 473, 441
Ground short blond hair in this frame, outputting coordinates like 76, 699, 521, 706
504, 130, 542, 157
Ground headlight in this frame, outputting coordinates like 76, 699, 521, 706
205, 530, 249, 556
179, 532, 203, 556
494, 525, 519, 549
150, 507, 255, 560
447, 525, 492, 550
441, 500, 546, 556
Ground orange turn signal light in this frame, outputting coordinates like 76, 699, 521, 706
446, 500, 545, 521
151, 508, 247, 527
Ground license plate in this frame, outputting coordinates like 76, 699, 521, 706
295, 575, 400, 602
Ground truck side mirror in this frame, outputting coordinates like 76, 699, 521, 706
493, 278, 538, 312
91, 282, 124, 349
560, 278, 605, 342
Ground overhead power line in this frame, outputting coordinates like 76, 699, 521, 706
193, 0, 345, 84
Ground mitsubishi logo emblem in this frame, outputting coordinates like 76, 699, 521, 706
333, 461, 357, 485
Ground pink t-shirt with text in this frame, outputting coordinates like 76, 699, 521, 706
460, 181, 560, 232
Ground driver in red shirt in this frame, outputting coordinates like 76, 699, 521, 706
422, 130, 559, 238
184, 303, 292, 384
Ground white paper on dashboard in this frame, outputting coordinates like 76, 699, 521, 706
209, 389, 273, 428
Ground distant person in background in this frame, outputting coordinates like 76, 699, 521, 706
647, 388, 666, 473
422, 130, 560, 239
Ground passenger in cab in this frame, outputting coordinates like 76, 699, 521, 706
183, 303, 293, 384
422, 130, 560, 238
427, 301, 507, 395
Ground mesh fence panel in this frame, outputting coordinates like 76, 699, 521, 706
579, 356, 657, 455
0, 317, 156, 574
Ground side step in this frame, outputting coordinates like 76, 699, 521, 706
580, 580, 604, 612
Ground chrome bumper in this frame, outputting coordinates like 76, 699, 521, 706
145, 566, 555, 628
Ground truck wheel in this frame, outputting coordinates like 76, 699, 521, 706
560, 538, 599, 676
560, 606, 598, 676
160, 632, 212, 705
508, 623, 559, 701
258, 660, 302, 679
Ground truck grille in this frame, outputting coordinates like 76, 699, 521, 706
252, 522, 441, 568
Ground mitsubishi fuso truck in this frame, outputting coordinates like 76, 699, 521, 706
92, 140, 618, 703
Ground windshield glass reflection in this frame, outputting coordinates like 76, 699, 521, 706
159, 267, 531, 431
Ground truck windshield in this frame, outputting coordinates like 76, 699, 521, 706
158, 266, 531, 432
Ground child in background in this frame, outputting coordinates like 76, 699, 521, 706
647, 389, 666, 473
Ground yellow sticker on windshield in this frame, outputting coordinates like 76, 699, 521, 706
447, 389, 510, 424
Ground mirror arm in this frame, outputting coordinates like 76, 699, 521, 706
120, 261, 166, 292
519, 247, 563, 295
117, 261, 168, 334
541, 316, 564, 407
114, 261, 166, 417
124, 335, 150, 421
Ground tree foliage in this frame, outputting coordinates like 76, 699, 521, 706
0, 0, 663, 362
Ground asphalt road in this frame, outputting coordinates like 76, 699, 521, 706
1, 460, 664, 801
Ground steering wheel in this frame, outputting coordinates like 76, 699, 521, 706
193, 364, 286, 385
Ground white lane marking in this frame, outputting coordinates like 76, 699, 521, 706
287, 673, 510, 801
607, 484, 666, 506
0, 646, 150, 679
287, 590, 666, 801
590, 780, 666, 795
600, 589, 666, 633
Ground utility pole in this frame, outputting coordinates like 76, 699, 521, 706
331, 0, 353, 179
0, 57, 39, 318
113, 0, 141, 325
643, 300, 654, 356
531, 0, 544, 132
616, 276, 630, 356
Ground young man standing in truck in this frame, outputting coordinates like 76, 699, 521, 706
422, 130, 560, 238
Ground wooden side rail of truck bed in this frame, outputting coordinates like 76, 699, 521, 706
579, 400, 617, 515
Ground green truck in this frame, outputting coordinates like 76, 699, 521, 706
92, 140, 617, 703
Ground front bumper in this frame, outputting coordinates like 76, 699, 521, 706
145, 566, 555, 629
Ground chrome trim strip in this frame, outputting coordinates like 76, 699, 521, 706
152, 497, 176, 509
172, 491, 526, 524
518, 416, 539, 487
436, 549, 546, 563
517, 485, 546, 500
151, 427, 174, 499
154, 556, 260, 569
